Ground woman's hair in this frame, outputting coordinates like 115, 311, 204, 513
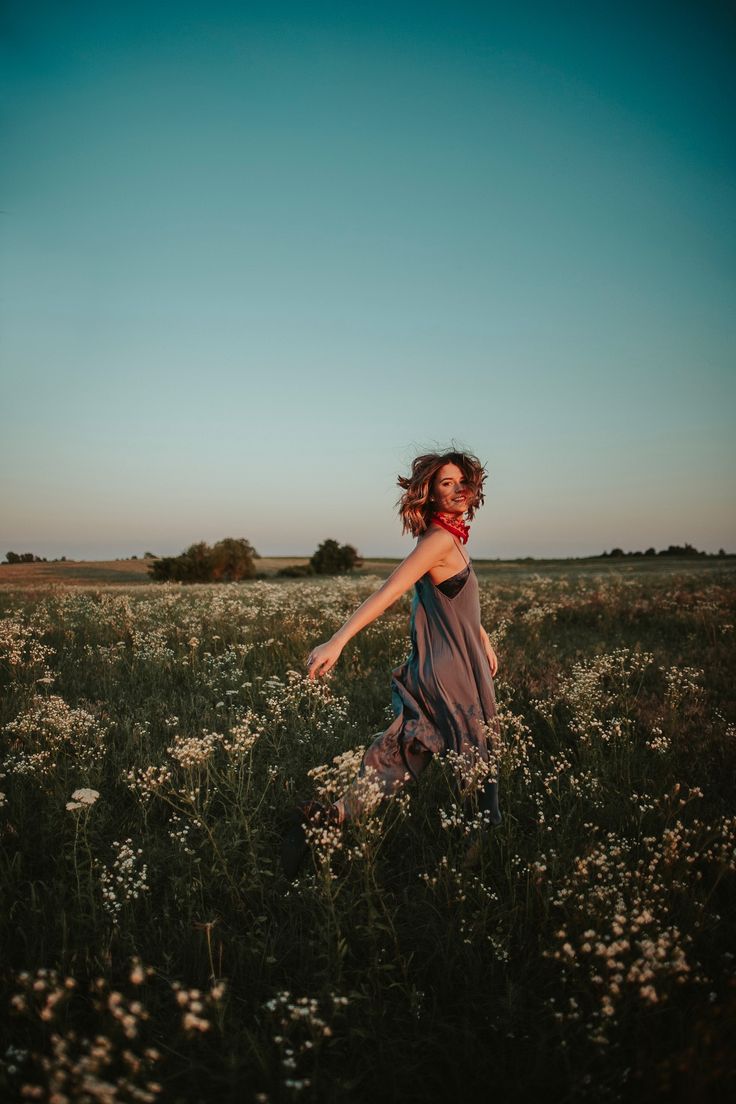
396, 449, 487, 538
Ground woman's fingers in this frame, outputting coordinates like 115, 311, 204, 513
484, 643, 498, 676
307, 650, 331, 679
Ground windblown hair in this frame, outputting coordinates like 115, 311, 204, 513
396, 450, 487, 539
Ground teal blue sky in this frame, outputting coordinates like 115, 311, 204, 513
2, 0, 734, 560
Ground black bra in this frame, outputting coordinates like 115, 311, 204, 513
435, 561, 471, 597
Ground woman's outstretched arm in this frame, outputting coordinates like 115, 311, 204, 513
306, 528, 453, 680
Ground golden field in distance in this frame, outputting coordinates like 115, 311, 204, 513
0, 554, 733, 591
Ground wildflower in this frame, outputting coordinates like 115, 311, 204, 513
71, 787, 100, 805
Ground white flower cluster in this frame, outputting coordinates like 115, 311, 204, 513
6, 962, 163, 1102
645, 724, 671, 754
2, 693, 108, 782
220, 707, 265, 754
0, 611, 56, 674
438, 805, 496, 837
553, 647, 657, 745
259, 668, 351, 740
307, 750, 387, 833
662, 663, 706, 711
262, 990, 348, 1094
128, 625, 176, 664
542, 814, 736, 1047
167, 812, 197, 855
167, 730, 220, 769
443, 746, 497, 799
124, 764, 174, 803
165, 709, 265, 769
66, 787, 100, 812
98, 839, 149, 923
172, 979, 226, 1034
307, 746, 366, 804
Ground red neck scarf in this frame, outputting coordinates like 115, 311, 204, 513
430, 510, 470, 544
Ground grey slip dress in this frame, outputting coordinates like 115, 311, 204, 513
351, 540, 502, 822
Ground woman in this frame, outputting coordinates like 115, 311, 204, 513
282, 449, 502, 879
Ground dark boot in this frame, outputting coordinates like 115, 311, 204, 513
281, 801, 342, 881
462, 781, 502, 869
477, 778, 503, 827
460, 779, 502, 827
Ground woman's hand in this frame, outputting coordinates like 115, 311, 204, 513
306, 638, 343, 681
480, 629, 499, 677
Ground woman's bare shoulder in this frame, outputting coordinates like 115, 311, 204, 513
416, 527, 454, 557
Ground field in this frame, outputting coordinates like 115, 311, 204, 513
1, 559, 734, 1103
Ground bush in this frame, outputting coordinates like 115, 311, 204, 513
277, 564, 315, 577
148, 538, 259, 583
309, 539, 362, 575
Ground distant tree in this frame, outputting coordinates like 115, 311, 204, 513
143, 551, 157, 559
149, 538, 258, 583
660, 543, 704, 558
609, 548, 625, 558
5, 552, 20, 563
719, 548, 726, 557
131, 555, 138, 560
644, 547, 656, 556
209, 538, 258, 582
310, 539, 363, 575
149, 556, 178, 581
184, 541, 214, 582
150, 541, 209, 583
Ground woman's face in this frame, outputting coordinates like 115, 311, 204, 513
431, 462, 471, 516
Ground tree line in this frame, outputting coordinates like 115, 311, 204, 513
600, 543, 728, 558
148, 537, 362, 583
2, 541, 730, 575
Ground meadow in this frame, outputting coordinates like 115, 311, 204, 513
1, 560, 734, 1103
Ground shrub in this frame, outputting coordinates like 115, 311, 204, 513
148, 538, 258, 583
277, 564, 315, 577
309, 539, 362, 575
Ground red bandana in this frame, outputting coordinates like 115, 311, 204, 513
430, 511, 470, 544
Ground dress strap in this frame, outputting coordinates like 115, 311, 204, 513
451, 537, 471, 569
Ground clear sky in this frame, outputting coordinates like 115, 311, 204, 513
1, 0, 734, 560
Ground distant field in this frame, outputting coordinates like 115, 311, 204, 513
0, 554, 733, 591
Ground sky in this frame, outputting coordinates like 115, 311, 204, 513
1, 0, 734, 560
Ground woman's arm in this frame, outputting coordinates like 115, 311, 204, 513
306, 529, 453, 679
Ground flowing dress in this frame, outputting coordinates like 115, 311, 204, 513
347, 546, 502, 822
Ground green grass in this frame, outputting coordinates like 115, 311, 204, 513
0, 564, 734, 1103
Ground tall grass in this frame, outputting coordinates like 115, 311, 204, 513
0, 567, 734, 1103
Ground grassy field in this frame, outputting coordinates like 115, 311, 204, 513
2, 554, 733, 590
0, 560, 734, 1102
0, 557, 427, 590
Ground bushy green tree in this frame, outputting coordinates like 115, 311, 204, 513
210, 538, 259, 582
309, 539, 362, 575
148, 538, 258, 583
